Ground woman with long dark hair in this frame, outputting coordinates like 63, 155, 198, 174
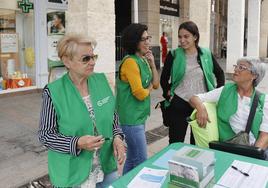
160, 21, 225, 144
116, 23, 159, 174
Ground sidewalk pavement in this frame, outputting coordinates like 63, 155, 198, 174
1, 59, 268, 187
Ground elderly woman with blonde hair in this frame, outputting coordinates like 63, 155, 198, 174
190, 57, 268, 157
38, 34, 126, 187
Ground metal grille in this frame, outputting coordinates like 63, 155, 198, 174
146, 125, 169, 145
115, 35, 126, 61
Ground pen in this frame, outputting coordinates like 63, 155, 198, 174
104, 137, 112, 141
101, 137, 112, 141
231, 165, 249, 177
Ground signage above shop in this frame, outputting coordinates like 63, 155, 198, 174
47, 0, 68, 9
160, 0, 179, 17
17, 0, 34, 13
48, 0, 68, 4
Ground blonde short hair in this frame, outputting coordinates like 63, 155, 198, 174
57, 33, 97, 60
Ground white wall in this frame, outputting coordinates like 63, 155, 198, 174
0, 1, 17, 9
189, 0, 211, 48
260, 0, 268, 57
67, 0, 115, 86
226, 0, 245, 73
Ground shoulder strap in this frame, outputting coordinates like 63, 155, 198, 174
245, 90, 260, 133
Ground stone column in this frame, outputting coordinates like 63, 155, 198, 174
35, 0, 48, 88
226, 0, 245, 73
133, 0, 139, 23
139, 0, 160, 69
247, 0, 261, 57
171, 17, 179, 49
189, 0, 211, 47
260, 0, 268, 57
67, 0, 115, 87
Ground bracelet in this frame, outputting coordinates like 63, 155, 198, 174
114, 135, 123, 141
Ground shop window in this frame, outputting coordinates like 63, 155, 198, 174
47, 10, 66, 82
0, 1, 35, 91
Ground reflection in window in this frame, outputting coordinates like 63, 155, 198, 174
0, 5, 35, 91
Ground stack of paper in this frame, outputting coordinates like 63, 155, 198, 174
127, 167, 168, 188
172, 146, 215, 179
168, 160, 214, 188
167, 146, 215, 188
216, 160, 268, 188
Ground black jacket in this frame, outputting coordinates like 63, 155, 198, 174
160, 47, 225, 100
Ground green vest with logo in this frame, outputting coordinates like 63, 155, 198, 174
116, 55, 152, 125
47, 73, 117, 187
170, 47, 216, 97
217, 83, 265, 141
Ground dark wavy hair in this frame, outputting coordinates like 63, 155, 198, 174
122, 23, 148, 55
179, 21, 200, 47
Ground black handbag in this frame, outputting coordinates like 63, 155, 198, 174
224, 91, 260, 146
155, 100, 171, 127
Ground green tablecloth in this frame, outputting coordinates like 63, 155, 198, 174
111, 142, 268, 188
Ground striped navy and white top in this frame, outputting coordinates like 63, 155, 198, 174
38, 86, 124, 156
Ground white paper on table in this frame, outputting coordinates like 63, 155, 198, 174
215, 160, 268, 188
127, 167, 168, 188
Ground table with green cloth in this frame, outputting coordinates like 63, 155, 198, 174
111, 142, 268, 188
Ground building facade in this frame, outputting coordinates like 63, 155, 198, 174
0, 0, 69, 94
0, 0, 116, 94
0, 0, 267, 95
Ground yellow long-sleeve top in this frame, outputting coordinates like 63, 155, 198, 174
120, 57, 158, 101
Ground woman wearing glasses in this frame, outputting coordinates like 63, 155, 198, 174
116, 23, 159, 174
160, 21, 225, 144
190, 57, 268, 154
38, 34, 126, 187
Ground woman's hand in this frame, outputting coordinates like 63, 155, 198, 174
77, 135, 104, 151
147, 83, 153, 92
196, 105, 210, 128
189, 96, 210, 128
113, 136, 126, 165
145, 50, 155, 69
255, 132, 268, 149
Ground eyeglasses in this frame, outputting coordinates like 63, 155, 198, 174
80, 54, 98, 64
140, 36, 152, 42
233, 64, 251, 72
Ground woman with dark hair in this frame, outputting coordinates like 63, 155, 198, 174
116, 23, 159, 174
160, 21, 225, 144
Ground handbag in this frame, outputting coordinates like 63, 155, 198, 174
224, 91, 260, 146
189, 102, 219, 148
155, 100, 171, 127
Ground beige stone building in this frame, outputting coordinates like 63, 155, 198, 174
116, 0, 268, 73
0, 0, 267, 95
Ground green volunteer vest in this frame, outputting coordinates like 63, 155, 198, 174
170, 47, 216, 97
116, 55, 152, 125
217, 83, 265, 141
47, 73, 117, 187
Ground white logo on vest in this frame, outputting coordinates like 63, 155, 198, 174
97, 96, 110, 106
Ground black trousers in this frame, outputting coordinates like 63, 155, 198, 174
168, 94, 195, 144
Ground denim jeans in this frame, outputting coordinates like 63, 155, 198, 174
96, 171, 117, 188
65, 171, 117, 188
122, 124, 147, 175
